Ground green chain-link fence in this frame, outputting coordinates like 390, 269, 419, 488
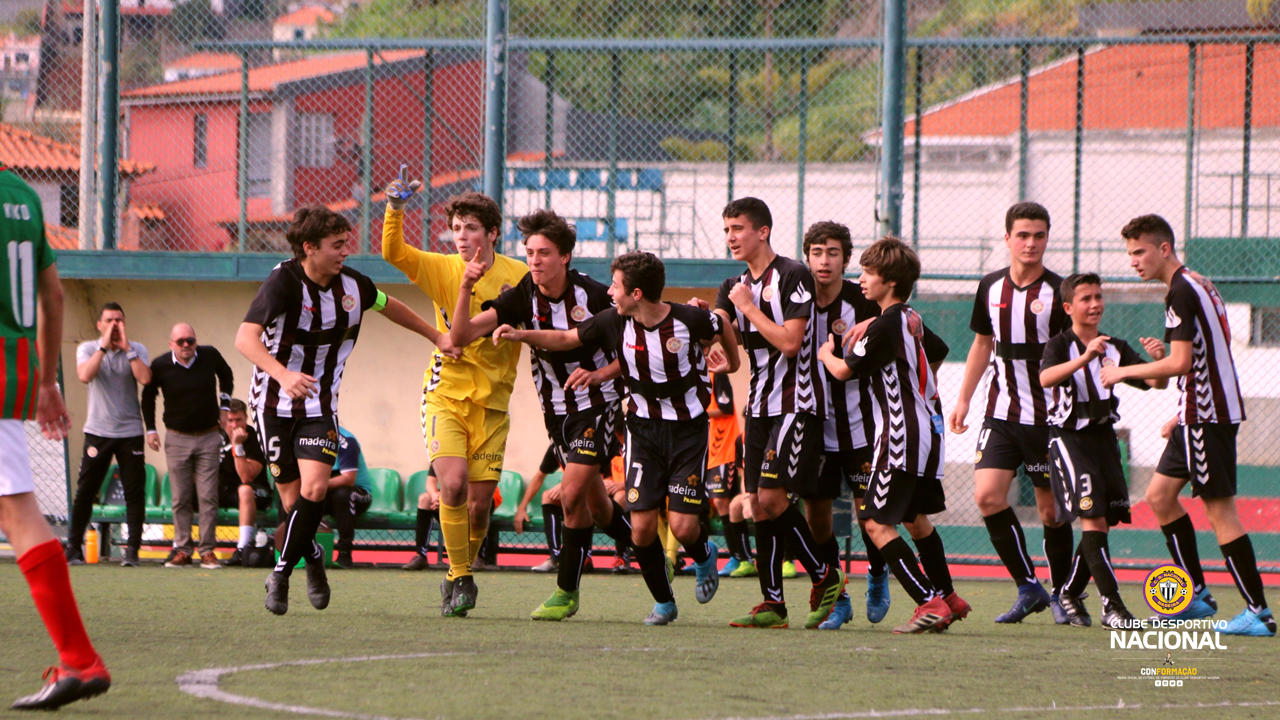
10, 0, 1278, 569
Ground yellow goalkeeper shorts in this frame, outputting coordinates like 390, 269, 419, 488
420, 389, 508, 484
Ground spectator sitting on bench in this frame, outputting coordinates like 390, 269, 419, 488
220, 399, 272, 567
328, 427, 373, 570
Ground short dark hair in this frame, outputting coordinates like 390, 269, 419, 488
722, 197, 773, 235
1060, 272, 1102, 304
286, 205, 352, 261
1121, 214, 1176, 253
859, 236, 920, 301
1005, 201, 1051, 234
517, 209, 576, 256
803, 221, 853, 266
99, 302, 124, 319
610, 251, 665, 302
444, 192, 502, 234
226, 398, 248, 416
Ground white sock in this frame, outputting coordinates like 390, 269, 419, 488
238, 525, 254, 549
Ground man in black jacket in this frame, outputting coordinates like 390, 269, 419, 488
142, 323, 234, 569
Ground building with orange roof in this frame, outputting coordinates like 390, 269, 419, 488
273, 6, 337, 60
163, 52, 243, 83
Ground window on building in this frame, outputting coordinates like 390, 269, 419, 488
15, 53, 29, 64
246, 113, 272, 198
59, 185, 78, 229
294, 28, 306, 40
193, 113, 208, 168
1251, 306, 1280, 346
296, 113, 335, 168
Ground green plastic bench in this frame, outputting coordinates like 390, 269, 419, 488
360, 468, 404, 524
524, 471, 562, 529
92, 464, 159, 520
492, 470, 524, 523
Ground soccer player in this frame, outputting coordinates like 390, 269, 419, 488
804, 221, 893, 628
237, 204, 445, 615
1102, 215, 1273, 637
705, 375, 746, 577
818, 237, 968, 634
382, 175, 525, 617
707, 197, 845, 630
948, 201, 1075, 624
494, 251, 739, 624
1040, 273, 1166, 629
448, 209, 633, 621
2, 165, 111, 710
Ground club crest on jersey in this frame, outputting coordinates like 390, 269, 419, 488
666, 337, 684, 353
627, 488, 639, 503
1030, 298, 1046, 315
428, 439, 440, 456
269, 463, 281, 477
570, 306, 588, 322
342, 294, 357, 312
1145, 565, 1193, 616
86, 446, 98, 458
765, 449, 777, 461
1101, 357, 1115, 367
582, 428, 595, 439
831, 319, 849, 335
686, 473, 699, 486
974, 451, 983, 463
861, 462, 872, 473
762, 287, 776, 302
1165, 307, 1182, 328
1079, 497, 1094, 511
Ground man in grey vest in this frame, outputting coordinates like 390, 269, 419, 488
66, 303, 151, 567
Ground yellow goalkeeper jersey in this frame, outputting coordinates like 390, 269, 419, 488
382, 208, 528, 411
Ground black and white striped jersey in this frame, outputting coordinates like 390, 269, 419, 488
489, 269, 620, 417
1041, 329, 1150, 430
1164, 267, 1246, 425
715, 255, 824, 418
244, 259, 380, 418
844, 304, 949, 479
577, 304, 721, 421
815, 280, 881, 452
970, 267, 1069, 425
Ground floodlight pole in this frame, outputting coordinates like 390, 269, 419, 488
482, 0, 509, 212
877, 0, 907, 238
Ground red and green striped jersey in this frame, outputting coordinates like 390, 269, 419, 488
0, 168, 56, 420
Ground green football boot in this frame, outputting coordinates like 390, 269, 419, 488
729, 559, 758, 578
531, 589, 580, 621
805, 568, 847, 629
730, 602, 789, 629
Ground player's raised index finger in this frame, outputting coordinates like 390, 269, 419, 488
398, 164, 408, 182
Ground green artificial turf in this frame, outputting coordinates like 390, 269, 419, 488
0, 564, 1276, 719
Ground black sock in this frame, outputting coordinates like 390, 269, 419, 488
983, 507, 1037, 586
633, 538, 674, 604
274, 497, 323, 577
734, 520, 753, 560
685, 524, 711, 565
1221, 535, 1268, 613
1161, 514, 1206, 594
879, 536, 937, 606
1079, 531, 1119, 602
414, 508, 437, 556
777, 505, 828, 582
543, 504, 564, 558
599, 500, 632, 550
1063, 545, 1093, 598
755, 518, 784, 605
862, 528, 887, 575
819, 534, 841, 573
557, 526, 593, 592
1043, 523, 1075, 595
723, 520, 743, 559
912, 529, 954, 598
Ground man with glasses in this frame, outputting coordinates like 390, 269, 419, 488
142, 323, 235, 569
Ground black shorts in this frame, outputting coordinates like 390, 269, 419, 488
256, 413, 339, 485
812, 447, 876, 500
743, 413, 824, 494
706, 464, 739, 498
975, 417, 1051, 488
546, 402, 621, 469
218, 480, 273, 512
623, 415, 708, 514
1155, 423, 1239, 498
858, 468, 946, 526
1049, 426, 1130, 526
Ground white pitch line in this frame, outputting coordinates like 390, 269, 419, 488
177, 654, 1280, 720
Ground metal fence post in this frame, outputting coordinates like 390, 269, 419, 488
1183, 42, 1197, 242
422, 50, 434, 247
237, 52, 249, 252
606, 51, 620, 256
1242, 41, 1254, 239
361, 49, 374, 254
542, 51, 555, 208
1072, 45, 1084, 273
796, 50, 809, 257
78, 0, 97, 250
877, 0, 907, 238
97, 0, 120, 250
727, 50, 738, 205
1018, 44, 1030, 203
482, 0, 509, 207
911, 46, 924, 249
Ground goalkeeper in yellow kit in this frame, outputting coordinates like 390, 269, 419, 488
382, 170, 528, 616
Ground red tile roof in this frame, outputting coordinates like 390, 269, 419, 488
45, 224, 79, 251
164, 52, 242, 72
128, 203, 166, 221
0, 123, 154, 176
62, 2, 170, 16
124, 50, 427, 99
906, 43, 1280, 136
275, 6, 336, 26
